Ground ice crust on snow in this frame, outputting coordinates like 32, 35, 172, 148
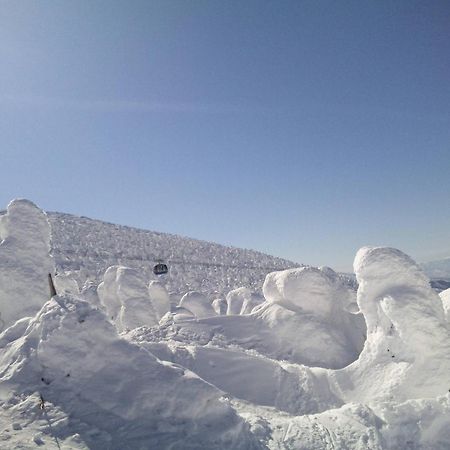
0, 199, 54, 331
1, 199, 450, 449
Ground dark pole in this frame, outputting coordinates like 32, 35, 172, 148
48, 274, 57, 298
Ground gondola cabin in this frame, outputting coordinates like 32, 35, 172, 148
153, 263, 168, 275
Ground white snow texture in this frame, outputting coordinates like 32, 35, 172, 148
0, 198, 449, 449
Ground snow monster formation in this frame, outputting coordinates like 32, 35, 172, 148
148, 280, 171, 319
178, 291, 216, 319
0, 199, 54, 331
1, 198, 450, 448
330, 246, 450, 403
144, 265, 365, 369
439, 287, 450, 319
98, 266, 161, 332
226, 287, 264, 315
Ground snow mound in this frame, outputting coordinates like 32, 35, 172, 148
263, 266, 352, 318
0, 295, 258, 449
137, 339, 340, 415
0, 199, 54, 331
179, 291, 216, 319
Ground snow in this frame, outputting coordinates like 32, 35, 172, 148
148, 280, 170, 319
212, 297, 227, 315
0, 199, 54, 331
0, 295, 258, 449
178, 291, 216, 318
54, 273, 80, 296
1, 199, 450, 449
226, 287, 265, 315
440, 287, 450, 318
98, 266, 159, 332
47, 211, 302, 303
328, 246, 450, 405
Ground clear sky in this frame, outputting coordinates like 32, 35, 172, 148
1, 0, 449, 271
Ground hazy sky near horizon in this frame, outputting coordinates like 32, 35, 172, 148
1, 0, 449, 271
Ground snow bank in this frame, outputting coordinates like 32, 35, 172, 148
0, 295, 258, 449
238, 395, 450, 450
0, 199, 54, 331
179, 291, 216, 319
142, 300, 364, 369
137, 339, 340, 415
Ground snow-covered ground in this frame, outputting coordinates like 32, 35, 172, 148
1, 198, 450, 449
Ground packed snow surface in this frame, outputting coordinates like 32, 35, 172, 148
1, 199, 450, 449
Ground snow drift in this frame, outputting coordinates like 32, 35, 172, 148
0, 295, 258, 449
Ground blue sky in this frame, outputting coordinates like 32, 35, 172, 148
1, 0, 449, 271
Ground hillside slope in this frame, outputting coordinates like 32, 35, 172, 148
47, 212, 301, 302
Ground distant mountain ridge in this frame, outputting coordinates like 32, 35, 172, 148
420, 257, 450, 280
